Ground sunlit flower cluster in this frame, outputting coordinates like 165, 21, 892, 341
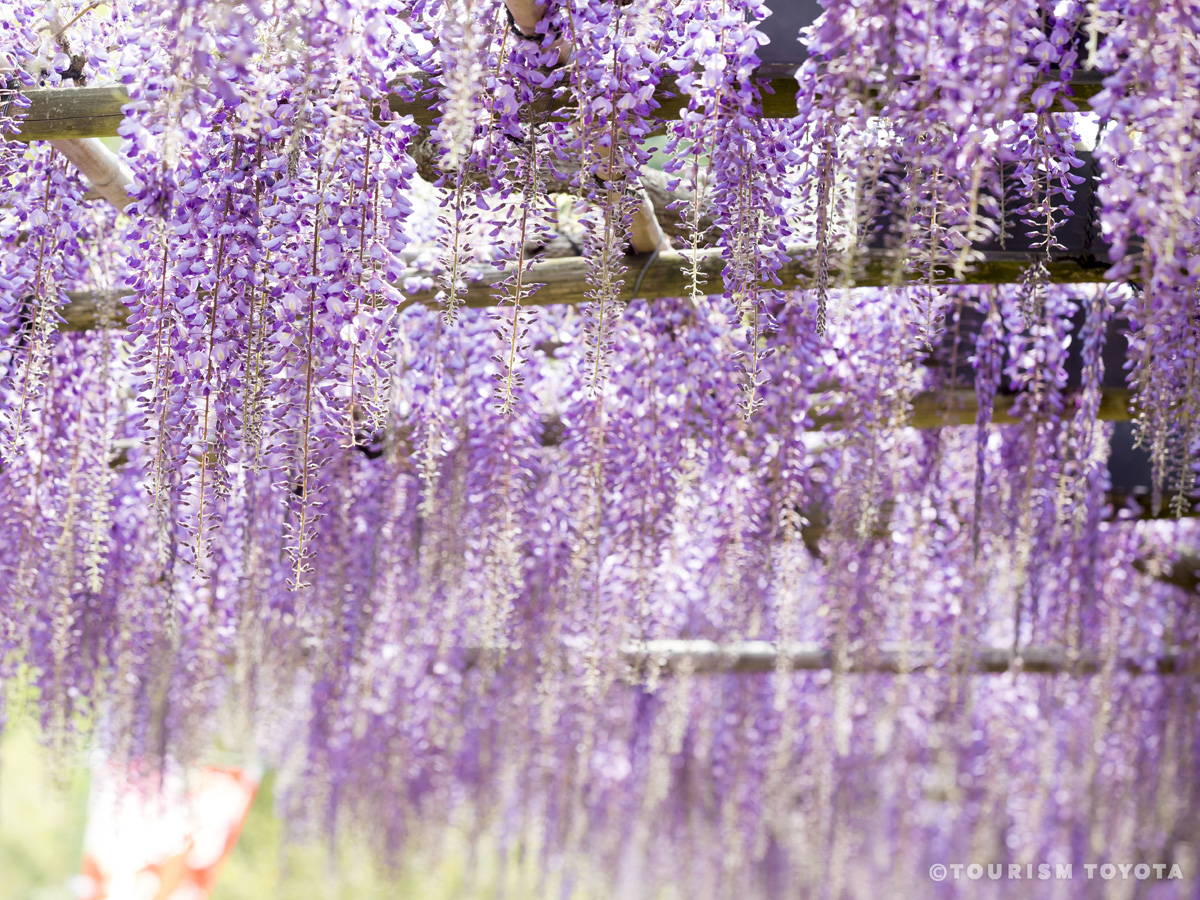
0, 1, 1198, 896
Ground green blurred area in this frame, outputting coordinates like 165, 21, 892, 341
0, 718, 89, 900
0, 720, 554, 900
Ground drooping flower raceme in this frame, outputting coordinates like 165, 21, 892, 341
0, 2, 1197, 898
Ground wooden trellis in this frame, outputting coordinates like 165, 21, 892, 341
15, 56, 1182, 507
6, 18, 1194, 684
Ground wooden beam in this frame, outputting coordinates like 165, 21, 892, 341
49, 137, 134, 209
621, 640, 1188, 676
397, 246, 1113, 311
870, 387, 1132, 430
60, 244, 1115, 330
14, 68, 1107, 142
13, 84, 127, 141
1133, 553, 1200, 593
653, 66, 1102, 121
61, 289, 130, 330
477, 640, 1189, 676
15, 72, 810, 140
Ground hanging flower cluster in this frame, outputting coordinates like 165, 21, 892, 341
0, 1, 1199, 897
116, 0, 417, 583
1092, 0, 1200, 512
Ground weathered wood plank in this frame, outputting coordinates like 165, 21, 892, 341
61, 289, 131, 330
16, 68, 1109, 141
401, 246, 1115, 311
61, 245, 1116, 331
888, 387, 1132, 430
11, 84, 128, 141
557, 640, 1192, 676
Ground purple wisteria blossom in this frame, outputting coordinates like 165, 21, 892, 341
0, 1, 1197, 897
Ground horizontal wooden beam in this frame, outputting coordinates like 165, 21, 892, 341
60, 244, 1114, 334
883, 387, 1132, 429
469, 640, 1189, 676
649, 65, 1102, 121
61, 289, 130, 330
13, 84, 128, 141
1134, 553, 1200, 593
15, 68, 1106, 142
399, 246, 1113, 311
621, 640, 1187, 676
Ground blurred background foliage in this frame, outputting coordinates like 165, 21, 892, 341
0, 719, 89, 900
0, 717, 554, 900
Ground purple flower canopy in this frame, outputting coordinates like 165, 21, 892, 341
1, 0, 1198, 895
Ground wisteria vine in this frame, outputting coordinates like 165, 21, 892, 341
1, 0, 1198, 897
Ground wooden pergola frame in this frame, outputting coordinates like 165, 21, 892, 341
7, 53, 1194, 680
13, 62, 1119, 321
